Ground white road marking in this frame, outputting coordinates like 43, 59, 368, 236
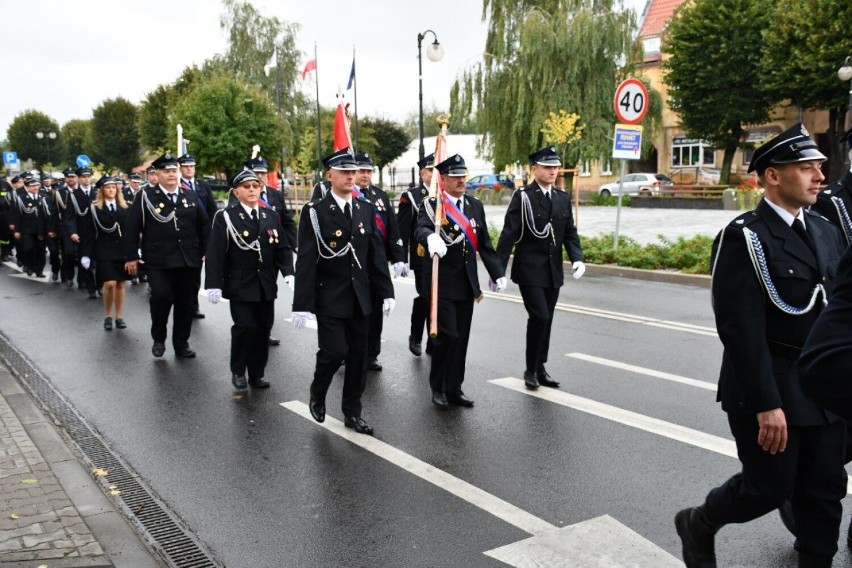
566, 352, 717, 392
490, 377, 735, 457
281, 400, 682, 565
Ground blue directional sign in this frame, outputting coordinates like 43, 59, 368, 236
3, 151, 17, 165
76, 154, 91, 167
612, 124, 643, 160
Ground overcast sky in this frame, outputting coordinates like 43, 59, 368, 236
3, 0, 645, 146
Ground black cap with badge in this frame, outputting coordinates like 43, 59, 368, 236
355, 153, 374, 169
231, 169, 260, 188
529, 146, 562, 166
151, 152, 179, 170
177, 154, 197, 166
435, 154, 468, 177
417, 153, 435, 170
322, 148, 358, 171
748, 122, 827, 176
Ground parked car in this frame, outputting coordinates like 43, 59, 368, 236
597, 173, 674, 197
464, 174, 516, 195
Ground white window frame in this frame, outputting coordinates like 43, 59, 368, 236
671, 138, 715, 168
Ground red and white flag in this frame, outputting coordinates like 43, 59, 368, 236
301, 59, 317, 80
332, 100, 352, 151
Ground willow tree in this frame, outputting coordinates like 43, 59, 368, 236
450, 0, 636, 170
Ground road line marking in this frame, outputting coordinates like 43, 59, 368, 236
565, 353, 717, 392
280, 400, 555, 535
490, 377, 735, 457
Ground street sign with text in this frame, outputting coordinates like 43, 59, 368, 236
612, 124, 643, 160
613, 78, 649, 125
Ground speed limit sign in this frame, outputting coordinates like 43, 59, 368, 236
613, 78, 649, 125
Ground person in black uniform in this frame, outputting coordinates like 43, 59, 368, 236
9, 177, 47, 277
66, 166, 98, 297
415, 154, 506, 409
205, 169, 294, 389
309, 177, 331, 201
0, 177, 13, 261
54, 167, 80, 286
84, 175, 130, 330
124, 152, 209, 358
178, 153, 217, 319
496, 146, 585, 389
292, 148, 395, 435
39, 174, 61, 280
811, 127, 852, 246
353, 153, 406, 371
675, 123, 848, 568
397, 154, 434, 356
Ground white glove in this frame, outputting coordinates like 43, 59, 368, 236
292, 311, 314, 329
495, 277, 507, 292
207, 289, 222, 304
572, 261, 586, 280
80, 256, 91, 269
392, 262, 409, 278
382, 298, 396, 317
283, 275, 294, 292
426, 234, 447, 258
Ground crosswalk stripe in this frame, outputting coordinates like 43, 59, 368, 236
280, 400, 556, 535
565, 352, 717, 392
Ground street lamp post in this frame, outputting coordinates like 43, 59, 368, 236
35, 131, 57, 171
838, 56, 852, 167
417, 30, 444, 161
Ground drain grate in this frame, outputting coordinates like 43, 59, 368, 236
0, 331, 222, 568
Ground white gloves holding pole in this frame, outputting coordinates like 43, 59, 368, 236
426, 234, 447, 258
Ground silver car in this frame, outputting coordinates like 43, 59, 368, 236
598, 173, 674, 197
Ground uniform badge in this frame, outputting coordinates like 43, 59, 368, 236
335, 229, 342, 237
360, 228, 365, 234
243, 230, 250, 237
261, 212, 267, 219
454, 224, 459, 230
330, 241, 337, 248
471, 219, 477, 228
269, 237, 274, 244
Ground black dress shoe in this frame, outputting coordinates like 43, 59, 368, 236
408, 335, 422, 357
368, 359, 382, 371
344, 416, 374, 435
26, 270, 33, 276
88, 292, 97, 299
51, 273, 59, 282
66, 280, 74, 288
447, 391, 474, 407
175, 347, 196, 358
309, 397, 325, 423
248, 377, 270, 388
537, 368, 560, 388
103, 317, 113, 331
193, 310, 205, 319
268, 336, 281, 346
232, 374, 247, 389
425, 338, 434, 356
114, 318, 127, 329
524, 370, 539, 390
674, 506, 719, 568
35, 272, 45, 278
432, 391, 449, 409
152, 342, 166, 358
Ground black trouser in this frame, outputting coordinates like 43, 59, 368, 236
410, 267, 429, 340
46, 235, 61, 275
368, 292, 384, 361
17, 233, 45, 274
190, 265, 202, 313
312, 312, 369, 417
60, 233, 77, 283
518, 285, 560, 373
429, 297, 474, 395
229, 299, 274, 379
146, 266, 197, 349
705, 414, 846, 560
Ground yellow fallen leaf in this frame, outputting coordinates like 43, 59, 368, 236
21, 479, 39, 484
92, 468, 108, 477
110, 489, 122, 496
38, 565, 48, 568
10, 513, 18, 520
233, 395, 244, 400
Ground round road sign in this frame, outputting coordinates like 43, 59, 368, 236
613, 78, 649, 125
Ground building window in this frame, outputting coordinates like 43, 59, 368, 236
671, 137, 715, 167
600, 159, 613, 176
643, 37, 661, 58
579, 160, 591, 177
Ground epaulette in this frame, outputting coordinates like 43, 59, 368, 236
728, 211, 758, 227
804, 208, 832, 223
553, 187, 567, 194
354, 194, 371, 204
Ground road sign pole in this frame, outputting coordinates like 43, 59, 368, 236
614, 159, 627, 251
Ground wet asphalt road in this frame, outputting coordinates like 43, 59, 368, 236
1, 261, 851, 567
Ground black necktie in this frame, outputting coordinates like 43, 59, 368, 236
457, 198, 463, 212
251, 209, 258, 221
109, 203, 115, 212
344, 202, 352, 221
792, 218, 816, 256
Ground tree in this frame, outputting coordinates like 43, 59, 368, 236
138, 85, 173, 152
59, 120, 91, 166
541, 110, 585, 166
359, 117, 409, 186
663, 0, 772, 184
762, 0, 852, 181
89, 98, 140, 173
402, 104, 477, 141
450, 1, 637, 170
169, 72, 285, 178
6, 110, 60, 166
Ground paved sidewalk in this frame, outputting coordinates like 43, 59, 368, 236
0, 365, 164, 568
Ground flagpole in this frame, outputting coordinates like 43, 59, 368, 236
429, 114, 450, 338
314, 42, 322, 181
352, 46, 360, 152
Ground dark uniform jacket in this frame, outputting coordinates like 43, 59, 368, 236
124, 185, 209, 269
9, 192, 46, 236
356, 184, 404, 264
40, 191, 59, 235
711, 199, 845, 425
121, 185, 135, 205
293, 191, 393, 318
85, 204, 128, 262
181, 177, 218, 220
205, 203, 294, 302
397, 183, 429, 268
496, 181, 583, 288
228, 186, 297, 248
310, 181, 330, 202
414, 194, 504, 301
64, 186, 96, 243
811, 170, 852, 246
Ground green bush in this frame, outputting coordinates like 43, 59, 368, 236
578, 233, 712, 274
586, 194, 632, 207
